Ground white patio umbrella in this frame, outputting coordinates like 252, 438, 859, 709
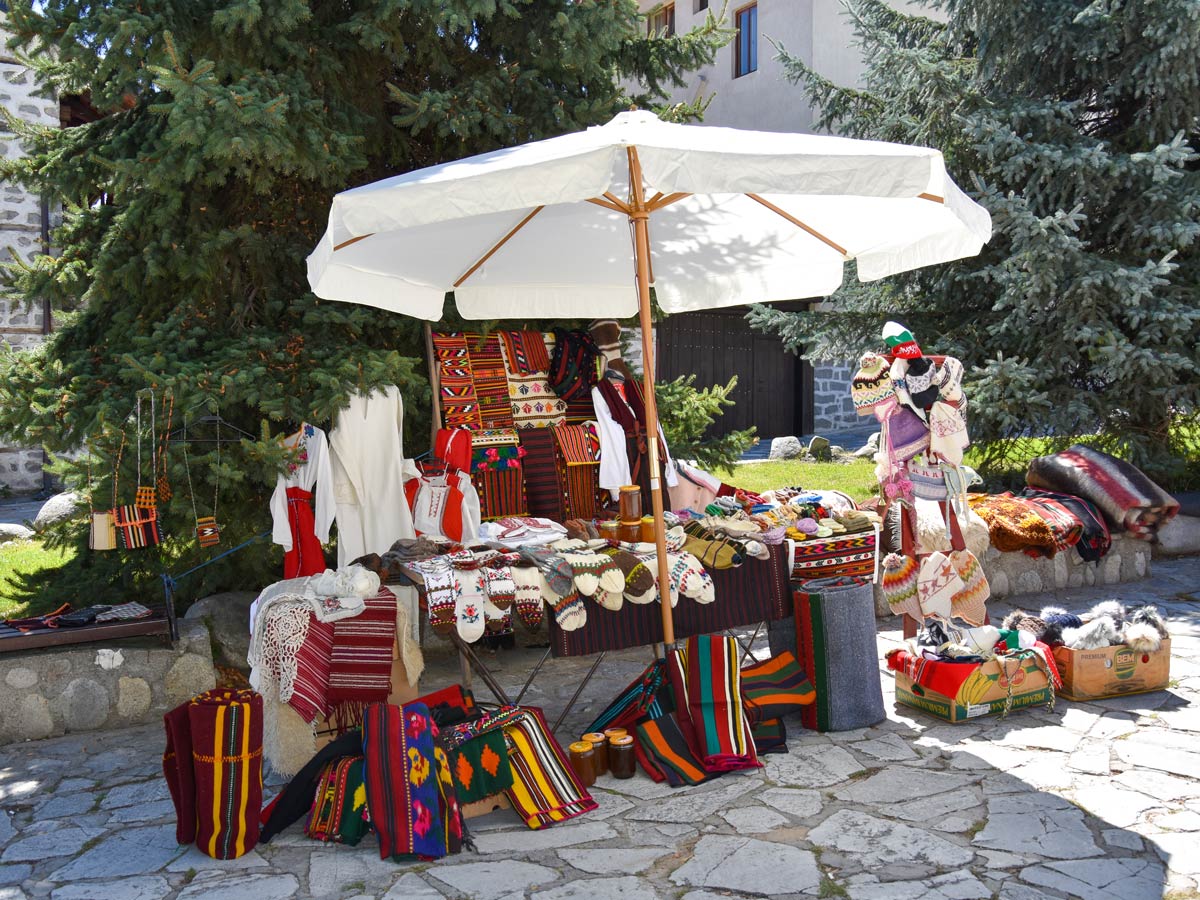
308, 109, 991, 644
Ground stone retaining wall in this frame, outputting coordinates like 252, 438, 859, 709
0, 619, 216, 745
871, 533, 1153, 616
812, 360, 857, 432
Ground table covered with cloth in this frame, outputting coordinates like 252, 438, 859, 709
548, 544, 791, 657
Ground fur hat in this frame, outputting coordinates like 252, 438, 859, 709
852, 352, 894, 417
883, 321, 922, 358
1122, 622, 1162, 653
1064, 615, 1119, 650
1090, 600, 1127, 626
1001, 610, 1048, 640
1127, 605, 1168, 638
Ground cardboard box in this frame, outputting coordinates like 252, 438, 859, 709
461, 793, 512, 820
894, 653, 1053, 723
1052, 639, 1171, 702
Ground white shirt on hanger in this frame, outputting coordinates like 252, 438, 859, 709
329, 385, 416, 566
269, 424, 335, 550
591, 382, 679, 502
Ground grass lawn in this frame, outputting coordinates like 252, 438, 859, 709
724, 458, 878, 503
0, 540, 77, 619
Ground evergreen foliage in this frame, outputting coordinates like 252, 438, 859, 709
655, 374, 756, 473
749, 0, 1200, 485
0, 0, 725, 604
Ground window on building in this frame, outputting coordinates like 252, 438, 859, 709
648, 3, 676, 37
694, 0, 709, 11
734, 3, 758, 77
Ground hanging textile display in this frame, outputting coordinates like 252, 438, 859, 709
466, 332, 516, 430
111, 393, 164, 549
503, 331, 567, 429
432, 332, 482, 430
470, 430, 528, 520
553, 423, 601, 519
270, 423, 335, 575
183, 417, 227, 551
163, 689, 263, 860
518, 428, 567, 521
329, 386, 417, 567
404, 466, 481, 541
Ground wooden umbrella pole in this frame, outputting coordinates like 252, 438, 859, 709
627, 147, 676, 647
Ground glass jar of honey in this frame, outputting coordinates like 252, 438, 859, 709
582, 731, 609, 775
610, 735, 636, 779
618, 485, 642, 522
568, 741, 596, 787
640, 515, 656, 542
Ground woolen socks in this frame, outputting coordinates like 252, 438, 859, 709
510, 566, 545, 631
602, 547, 658, 603
536, 569, 587, 631
518, 546, 575, 596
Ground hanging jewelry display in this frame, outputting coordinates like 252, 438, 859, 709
182, 418, 222, 548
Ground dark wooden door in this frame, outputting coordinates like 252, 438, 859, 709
655, 310, 808, 438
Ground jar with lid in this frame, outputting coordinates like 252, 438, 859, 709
610, 735, 636, 779
582, 731, 609, 775
568, 741, 596, 787
618, 486, 642, 522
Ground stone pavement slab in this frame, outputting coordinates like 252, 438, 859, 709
0, 557, 1191, 899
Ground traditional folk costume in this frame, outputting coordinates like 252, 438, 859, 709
329, 386, 416, 567
404, 466, 481, 542
270, 424, 335, 578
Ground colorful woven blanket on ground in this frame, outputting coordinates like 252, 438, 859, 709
635, 714, 711, 786
968, 493, 1064, 557
362, 702, 462, 860
163, 689, 262, 860
306, 755, 364, 843
432, 332, 481, 430
586, 660, 670, 734
503, 706, 597, 829
451, 729, 514, 804
327, 588, 397, 728
790, 532, 877, 581
1026, 445, 1179, 539
1021, 488, 1111, 562
668, 634, 760, 774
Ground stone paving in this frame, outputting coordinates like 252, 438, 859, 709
0, 558, 1196, 900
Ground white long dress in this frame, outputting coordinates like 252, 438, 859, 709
329, 385, 416, 566
268, 424, 335, 551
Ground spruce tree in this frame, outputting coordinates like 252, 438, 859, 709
0, 0, 724, 604
750, 0, 1200, 485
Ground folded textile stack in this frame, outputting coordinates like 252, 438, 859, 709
1026, 445, 1180, 540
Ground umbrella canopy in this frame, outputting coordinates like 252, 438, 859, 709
307, 110, 992, 645
308, 110, 990, 319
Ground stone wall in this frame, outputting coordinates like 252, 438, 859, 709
870, 534, 1154, 616
812, 359, 857, 432
0, 24, 57, 494
0, 619, 216, 745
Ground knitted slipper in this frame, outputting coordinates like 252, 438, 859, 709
918, 552, 963, 621
948, 549, 989, 626
510, 566, 545, 632
881, 553, 922, 621
537, 570, 587, 631
483, 566, 516, 611
593, 587, 624, 612
517, 546, 574, 596
672, 550, 716, 604
453, 570, 487, 642
410, 558, 456, 635
602, 548, 658, 603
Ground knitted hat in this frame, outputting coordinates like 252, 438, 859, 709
887, 407, 930, 462
933, 357, 964, 403
882, 321, 922, 358
881, 553, 922, 620
904, 357, 940, 410
918, 551, 964, 620
851, 352, 894, 417
948, 549, 989, 626
929, 401, 969, 465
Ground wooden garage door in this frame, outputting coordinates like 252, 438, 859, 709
655, 310, 810, 438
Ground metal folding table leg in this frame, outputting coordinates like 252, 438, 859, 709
551, 651, 607, 732
448, 631, 513, 706
513, 646, 553, 706
726, 622, 765, 666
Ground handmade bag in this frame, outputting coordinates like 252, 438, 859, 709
547, 327, 602, 403
90, 511, 117, 551
908, 459, 947, 501
112, 503, 163, 549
